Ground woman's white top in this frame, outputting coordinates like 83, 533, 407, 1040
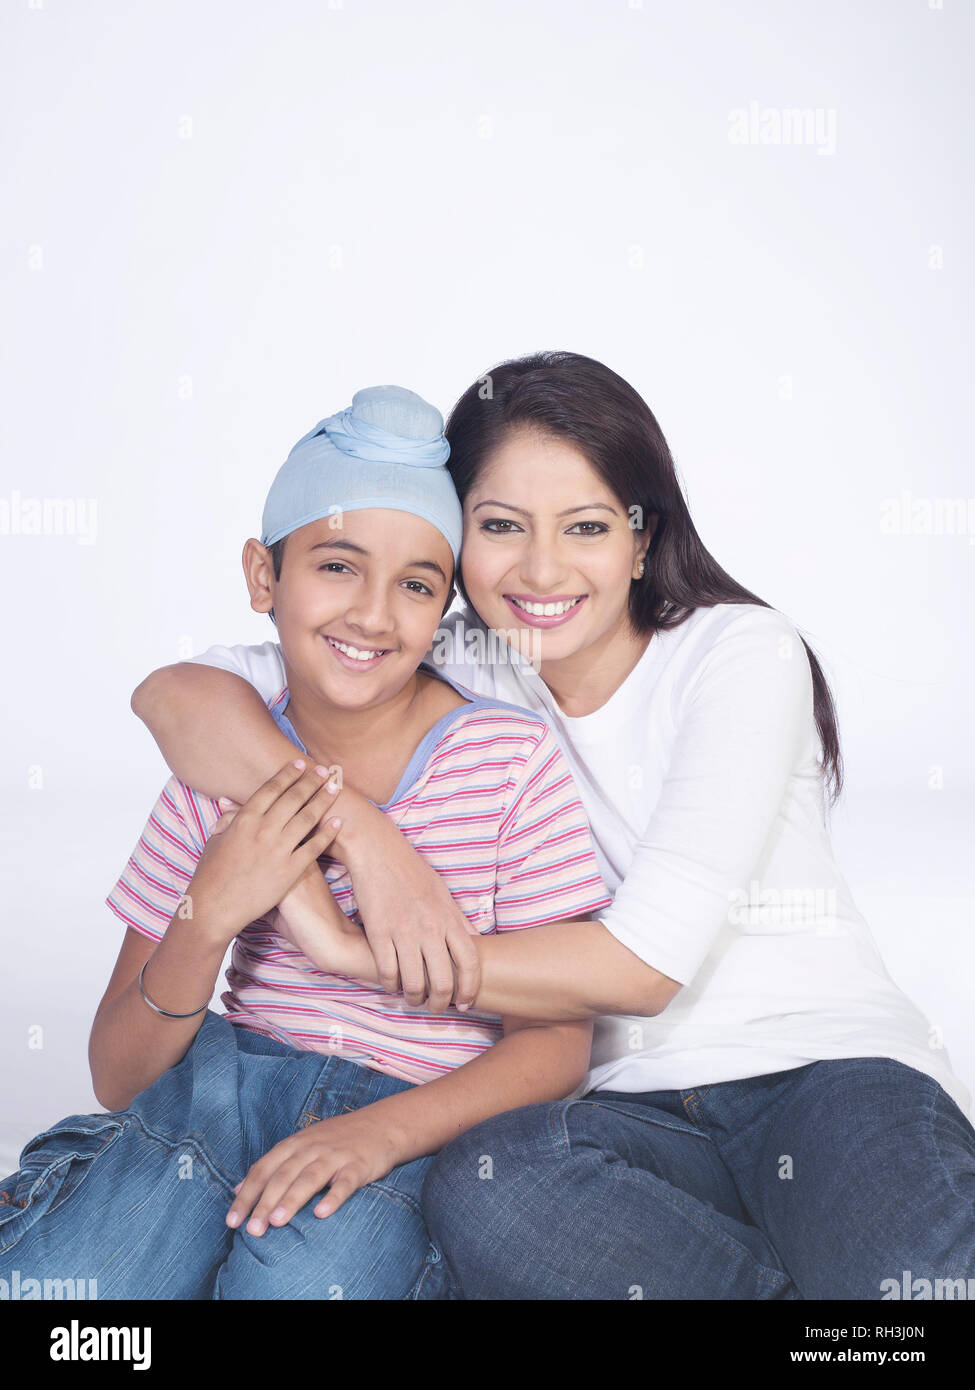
190, 602, 970, 1116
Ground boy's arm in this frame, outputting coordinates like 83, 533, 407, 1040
226, 1008, 593, 1235
355, 1010, 594, 1160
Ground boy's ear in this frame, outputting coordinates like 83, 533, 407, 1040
242, 538, 275, 617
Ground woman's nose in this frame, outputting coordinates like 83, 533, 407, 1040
517, 539, 569, 593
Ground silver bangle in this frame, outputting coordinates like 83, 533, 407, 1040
139, 960, 209, 1019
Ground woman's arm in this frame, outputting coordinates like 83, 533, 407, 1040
274, 876, 679, 1020
131, 660, 481, 1011
274, 607, 815, 1021
131, 663, 299, 804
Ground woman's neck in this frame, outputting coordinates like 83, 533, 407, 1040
541, 622, 653, 718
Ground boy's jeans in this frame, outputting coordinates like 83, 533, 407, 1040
0, 1010, 451, 1299
421, 1057, 975, 1299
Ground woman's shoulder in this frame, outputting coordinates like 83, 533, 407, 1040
682, 601, 800, 641
669, 602, 805, 659
188, 639, 287, 702
664, 603, 814, 707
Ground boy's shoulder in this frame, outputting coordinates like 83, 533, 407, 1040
417, 679, 558, 785
429, 667, 551, 736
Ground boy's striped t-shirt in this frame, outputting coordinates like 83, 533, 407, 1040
106, 673, 612, 1084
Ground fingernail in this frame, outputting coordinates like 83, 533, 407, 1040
226, 1211, 241, 1228
293, 759, 306, 770
457, 1002, 470, 1012
315, 765, 330, 777
247, 1218, 265, 1236
269, 1206, 287, 1223
326, 780, 339, 794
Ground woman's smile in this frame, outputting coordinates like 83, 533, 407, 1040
502, 593, 588, 627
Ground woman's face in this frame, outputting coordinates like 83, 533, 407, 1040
459, 426, 651, 666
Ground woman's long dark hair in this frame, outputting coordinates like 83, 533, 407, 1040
445, 350, 843, 802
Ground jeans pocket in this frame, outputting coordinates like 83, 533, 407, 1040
0, 1113, 126, 1255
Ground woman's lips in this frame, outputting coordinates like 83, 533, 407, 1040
502, 594, 587, 629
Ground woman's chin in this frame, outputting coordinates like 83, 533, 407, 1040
484, 613, 593, 663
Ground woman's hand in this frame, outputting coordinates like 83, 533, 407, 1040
225, 1108, 400, 1234
186, 760, 343, 947
337, 797, 482, 1011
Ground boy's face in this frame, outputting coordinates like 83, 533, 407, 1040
244, 510, 455, 711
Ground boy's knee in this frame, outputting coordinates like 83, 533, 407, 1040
213, 1190, 430, 1300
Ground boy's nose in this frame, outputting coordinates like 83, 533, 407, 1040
341, 599, 396, 642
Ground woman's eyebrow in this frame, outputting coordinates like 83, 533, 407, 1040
471, 499, 619, 517
308, 537, 446, 582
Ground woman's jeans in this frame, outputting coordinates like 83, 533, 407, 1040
421, 1056, 975, 1300
0, 1010, 451, 1299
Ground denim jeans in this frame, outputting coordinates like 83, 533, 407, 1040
0, 1010, 451, 1299
421, 1056, 975, 1299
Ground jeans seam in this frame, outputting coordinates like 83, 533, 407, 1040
552, 1102, 790, 1291
582, 1098, 712, 1141
112, 1112, 241, 1198
407, 1243, 444, 1300
604, 1162, 791, 1288
914, 1068, 975, 1211
366, 1179, 423, 1218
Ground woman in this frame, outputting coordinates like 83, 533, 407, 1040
135, 351, 975, 1299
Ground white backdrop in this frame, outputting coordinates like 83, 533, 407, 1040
2, 0, 973, 1170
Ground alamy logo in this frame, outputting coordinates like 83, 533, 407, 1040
1, 1270, 97, 1300
881, 1270, 974, 1300
49, 1320, 151, 1369
728, 101, 837, 155
0, 491, 98, 545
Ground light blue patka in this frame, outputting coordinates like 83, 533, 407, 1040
260, 384, 462, 559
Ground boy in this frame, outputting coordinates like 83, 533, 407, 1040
2, 385, 610, 1300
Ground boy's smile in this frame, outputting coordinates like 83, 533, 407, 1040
321, 634, 393, 671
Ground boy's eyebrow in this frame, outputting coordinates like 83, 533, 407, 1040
471, 499, 619, 518
308, 537, 448, 584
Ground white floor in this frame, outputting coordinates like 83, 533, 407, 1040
2, 776, 972, 1177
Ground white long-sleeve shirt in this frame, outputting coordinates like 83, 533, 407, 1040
190, 602, 970, 1116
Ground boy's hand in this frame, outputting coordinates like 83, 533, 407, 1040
186, 760, 343, 945
225, 1109, 400, 1235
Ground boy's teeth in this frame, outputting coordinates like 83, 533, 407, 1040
328, 637, 384, 661
510, 597, 580, 617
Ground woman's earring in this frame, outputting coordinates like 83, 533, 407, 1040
634, 559, 646, 580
